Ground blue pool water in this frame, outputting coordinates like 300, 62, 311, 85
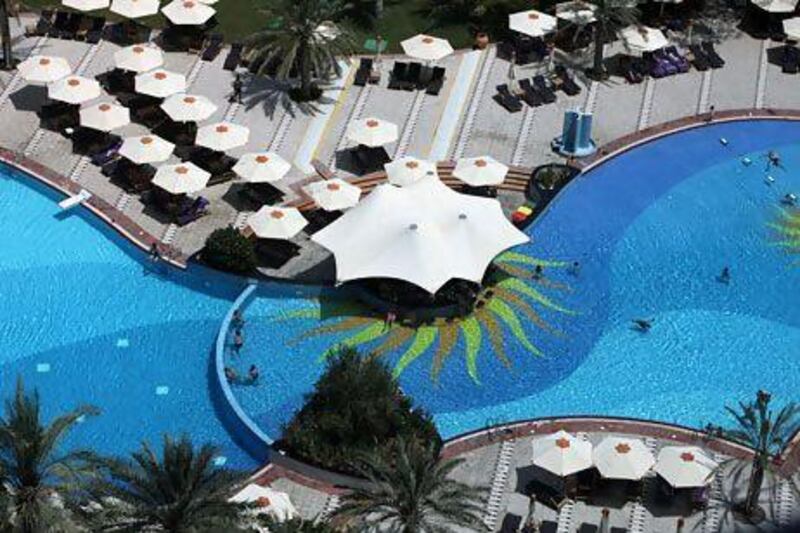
4, 120, 800, 470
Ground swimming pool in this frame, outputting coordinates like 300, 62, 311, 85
230, 119, 800, 441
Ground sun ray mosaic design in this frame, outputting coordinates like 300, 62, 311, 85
772, 208, 800, 262
272, 252, 576, 384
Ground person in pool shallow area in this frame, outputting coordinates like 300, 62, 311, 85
248, 364, 259, 383
719, 266, 731, 284
632, 318, 652, 332
224, 367, 237, 382
232, 309, 245, 329
766, 150, 783, 172
233, 329, 244, 353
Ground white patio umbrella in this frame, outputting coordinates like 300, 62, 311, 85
784, 16, 800, 39
62, 0, 110, 11
593, 437, 655, 481
233, 152, 291, 183
752, 0, 797, 11
509, 10, 558, 38
230, 484, 297, 522
161, 0, 216, 25
619, 25, 669, 55
555, 1, 598, 24
134, 69, 187, 98
654, 447, 717, 489
401, 34, 454, 62
80, 102, 130, 131
196, 0, 217, 4
314, 21, 340, 42
114, 44, 164, 73
48, 75, 101, 105
303, 178, 362, 211
18, 55, 71, 84
153, 162, 210, 194
311, 177, 529, 293
196, 122, 250, 151
160, 93, 218, 122
247, 206, 308, 240
532, 430, 593, 477
384, 156, 437, 187
453, 156, 509, 187
119, 134, 175, 164
110, 0, 160, 18
346, 117, 398, 147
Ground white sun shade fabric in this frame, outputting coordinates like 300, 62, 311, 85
247, 206, 308, 239
346, 117, 398, 147
119, 134, 176, 164
532, 430, 594, 477
79, 102, 130, 131
303, 178, 362, 211
619, 25, 669, 54
114, 44, 164, 73
153, 162, 210, 194
509, 10, 558, 38
195, 122, 250, 151
134, 69, 187, 98
654, 446, 718, 488
48, 75, 101, 104
384, 156, 437, 187
311, 177, 529, 293
593, 437, 655, 480
233, 152, 291, 183
19, 55, 71, 83
110, 0, 160, 18
752, 0, 797, 12
401, 34, 454, 62
230, 484, 297, 522
160, 93, 218, 122
62, 0, 110, 12
453, 156, 509, 187
161, 0, 216, 25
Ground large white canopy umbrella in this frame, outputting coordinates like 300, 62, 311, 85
401, 34, 454, 62
593, 437, 655, 481
110, 0, 160, 18
784, 16, 800, 38
654, 447, 717, 489
247, 206, 308, 240
135, 69, 187, 98
114, 44, 164, 73
48, 75, 101, 105
532, 430, 594, 477
311, 177, 529, 293
162, 0, 216, 25
509, 10, 558, 38
555, 1, 598, 24
753, 0, 797, 12
303, 178, 362, 211
119, 134, 175, 164
62, 0, 110, 11
234, 152, 291, 183
619, 26, 669, 55
346, 117, 398, 147
18, 55, 71, 84
453, 156, 509, 187
160, 93, 217, 122
80, 102, 130, 131
384, 156, 437, 187
196, 122, 250, 152
230, 484, 297, 522
153, 162, 210, 194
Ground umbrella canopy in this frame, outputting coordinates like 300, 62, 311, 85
509, 10, 558, 38
63, 0, 110, 11
48, 75, 101, 105
110, 0, 160, 18
80, 102, 130, 131
160, 93, 218, 122
784, 16, 800, 38
314, 21, 340, 42
18, 55, 71, 83
555, 1, 598, 24
303, 178, 362, 211
593, 437, 655, 480
619, 26, 669, 54
196, 121, 250, 151
233, 152, 291, 183
753, 0, 796, 11
197, 0, 217, 4
346, 117, 398, 147
384, 156, 437, 187
311, 177, 529, 293
654, 447, 717, 489
247, 206, 308, 239
453, 156, 508, 187
532, 430, 593, 477
161, 0, 216, 25
119, 134, 175, 164
230, 484, 297, 522
114, 44, 164, 73
153, 162, 210, 194
134, 69, 187, 98
401, 34, 454, 62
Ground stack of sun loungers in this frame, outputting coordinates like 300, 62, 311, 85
387, 61, 446, 95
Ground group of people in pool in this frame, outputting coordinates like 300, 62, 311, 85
224, 309, 260, 386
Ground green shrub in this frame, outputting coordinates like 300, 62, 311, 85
279, 345, 441, 475
202, 227, 257, 274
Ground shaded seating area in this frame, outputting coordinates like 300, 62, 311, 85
768, 43, 800, 73
348, 145, 392, 175
254, 238, 301, 269
187, 147, 238, 185
387, 61, 447, 94
38, 101, 80, 131
107, 158, 156, 194
146, 188, 209, 225
106, 20, 152, 45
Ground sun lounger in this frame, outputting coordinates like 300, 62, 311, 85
353, 57, 372, 86
554, 65, 581, 95
500, 513, 522, 532
32, 10, 54, 37
494, 83, 523, 113
58, 189, 92, 210
701, 41, 724, 68
223, 43, 243, 71
578, 524, 599, 533
687, 44, 710, 71
177, 197, 209, 226
426, 66, 445, 95
540, 520, 558, 533
388, 61, 409, 90
85, 17, 106, 44
64, 12, 83, 40
782, 45, 800, 74
202, 33, 224, 61
660, 48, 689, 73
519, 78, 543, 107
49, 11, 70, 38
406, 62, 422, 90
533, 75, 556, 103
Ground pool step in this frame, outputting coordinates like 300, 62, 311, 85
556, 499, 575, 533
777, 478, 795, 527
628, 500, 649, 533
233, 211, 251, 230
162, 223, 179, 245
482, 438, 515, 530
318, 494, 340, 521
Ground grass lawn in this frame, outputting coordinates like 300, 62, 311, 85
17, 0, 475, 52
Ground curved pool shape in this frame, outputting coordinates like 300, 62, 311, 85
230, 120, 800, 440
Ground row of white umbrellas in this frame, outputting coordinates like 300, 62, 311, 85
61, 0, 216, 25
532, 430, 718, 489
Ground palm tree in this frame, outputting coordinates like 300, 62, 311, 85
244, 0, 356, 102
84, 435, 248, 532
571, 0, 641, 79
333, 438, 487, 532
1, 0, 13, 70
0, 378, 99, 532
723, 390, 800, 522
